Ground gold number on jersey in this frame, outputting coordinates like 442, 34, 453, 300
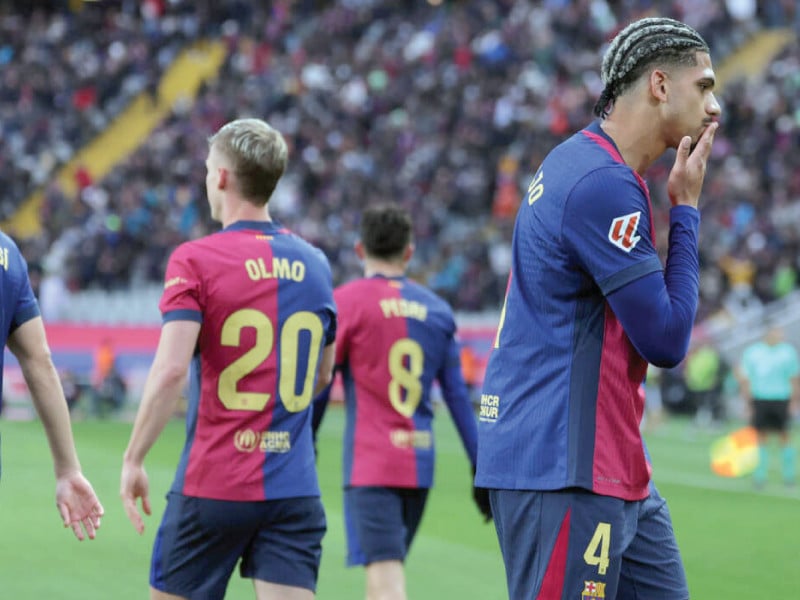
280, 311, 324, 412
219, 309, 273, 411
527, 169, 544, 205
218, 309, 324, 412
583, 521, 611, 575
388, 338, 424, 418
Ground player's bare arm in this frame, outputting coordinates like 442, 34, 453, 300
8, 317, 104, 541
121, 319, 200, 534
314, 342, 336, 397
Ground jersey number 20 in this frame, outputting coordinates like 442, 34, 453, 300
218, 308, 325, 413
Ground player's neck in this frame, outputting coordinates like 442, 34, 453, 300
363, 258, 406, 279
221, 197, 272, 227
600, 104, 666, 175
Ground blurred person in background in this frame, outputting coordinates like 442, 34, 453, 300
684, 339, 727, 428
736, 323, 800, 488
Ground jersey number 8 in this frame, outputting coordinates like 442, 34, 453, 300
388, 338, 424, 418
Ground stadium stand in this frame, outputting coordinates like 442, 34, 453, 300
0, 0, 798, 330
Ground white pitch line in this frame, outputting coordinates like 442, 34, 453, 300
653, 470, 800, 500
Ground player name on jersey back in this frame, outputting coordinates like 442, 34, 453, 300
379, 298, 428, 321
244, 256, 306, 282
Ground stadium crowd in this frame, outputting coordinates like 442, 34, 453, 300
2, 0, 799, 322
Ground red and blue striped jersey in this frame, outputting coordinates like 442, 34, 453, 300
334, 275, 477, 489
476, 121, 667, 501
160, 220, 336, 501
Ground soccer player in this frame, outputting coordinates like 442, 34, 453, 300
0, 230, 104, 541
120, 118, 337, 600
736, 324, 800, 487
312, 204, 491, 600
475, 17, 720, 600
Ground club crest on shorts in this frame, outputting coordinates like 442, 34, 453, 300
608, 211, 641, 252
582, 580, 606, 599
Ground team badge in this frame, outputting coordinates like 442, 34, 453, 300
607, 211, 641, 252
582, 580, 606, 599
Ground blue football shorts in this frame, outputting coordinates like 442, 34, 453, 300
343, 486, 429, 567
490, 483, 688, 600
150, 492, 326, 599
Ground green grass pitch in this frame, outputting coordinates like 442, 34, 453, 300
0, 407, 797, 598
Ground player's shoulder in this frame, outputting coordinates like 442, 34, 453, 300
404, 279, 452, 308
334, 277, 377, 302
271, 228, 331, 267
548, 124, 639, 184
164, 237, 205, 267
0, 230, 26, 272
0, 230, 17, 247
401, 280, 457, 327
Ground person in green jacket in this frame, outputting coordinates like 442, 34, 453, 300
684, 341, 725, 427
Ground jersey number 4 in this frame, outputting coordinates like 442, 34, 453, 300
583, 521, 611, 575
218, 308, 325, 413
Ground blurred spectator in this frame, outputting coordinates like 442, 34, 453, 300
2, 0, 798, 324
735, 324, 800, 487
91, 336, 116, 389
684, 341, 728, 427
91, 366, 126, 418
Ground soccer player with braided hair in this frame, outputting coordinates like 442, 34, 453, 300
476, 16, 720, 600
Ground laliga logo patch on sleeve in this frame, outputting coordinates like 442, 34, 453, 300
607, 211, 641, 252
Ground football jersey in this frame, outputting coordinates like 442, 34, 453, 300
334, 275, 477, 489
160, 220, 336, 501
476, 121, 670, 501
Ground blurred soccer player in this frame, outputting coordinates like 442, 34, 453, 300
736, 324, 800, 488
0, 230, 103, 541
120, 118, 337, 600
475, 17, 721, 600
312, 204, 491, 600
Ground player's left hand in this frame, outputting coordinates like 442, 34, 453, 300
55, 471, 104, 541
471, 467, 493, 522
120, 460, 152, 535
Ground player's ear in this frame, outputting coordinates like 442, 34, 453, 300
403, 243, 414, 263
649, 69, 669, 103
218, 167, 229, 190
354, 241, 366, 260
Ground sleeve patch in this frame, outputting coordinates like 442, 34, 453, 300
608, 211, 641, 252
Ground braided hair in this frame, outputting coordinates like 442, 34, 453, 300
593, 17, 709, 118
